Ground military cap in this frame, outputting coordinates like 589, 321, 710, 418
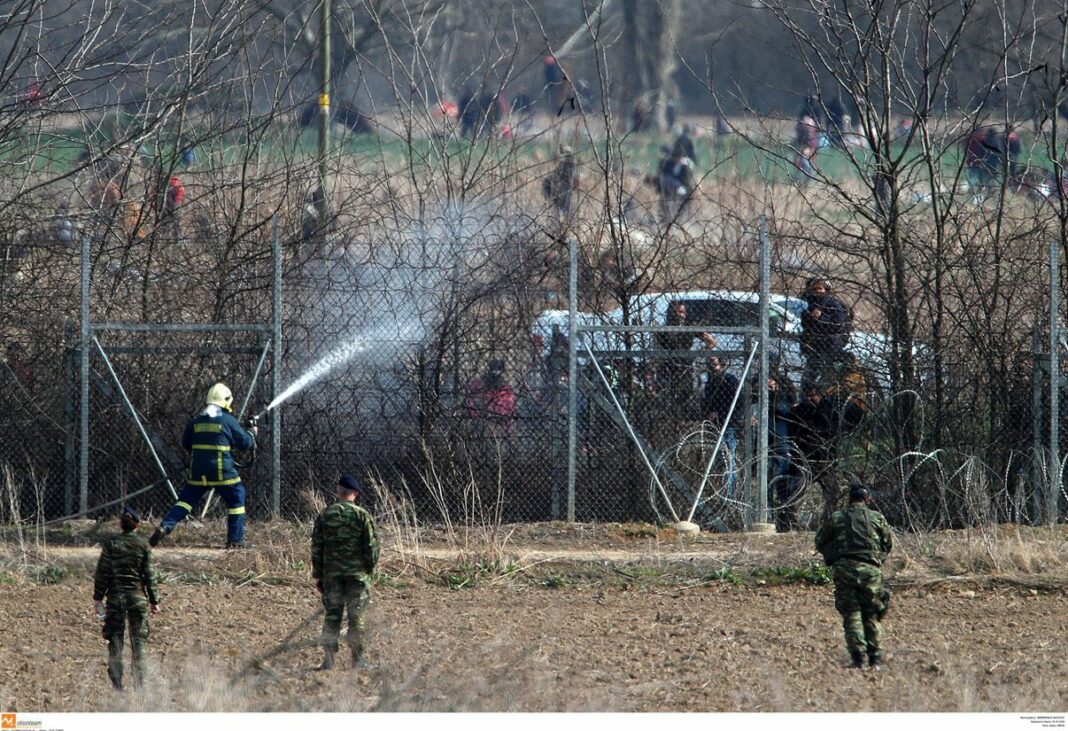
122, 506, 141, 523
338, 474, 362, 493
848, 483, 870, 502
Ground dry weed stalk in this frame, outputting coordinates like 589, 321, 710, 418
367, 472, 425, 573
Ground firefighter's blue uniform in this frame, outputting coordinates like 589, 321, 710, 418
159, 405, 255, 544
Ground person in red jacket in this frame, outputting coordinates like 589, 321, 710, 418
466, 359, 517, 436
164, 174, 185, 238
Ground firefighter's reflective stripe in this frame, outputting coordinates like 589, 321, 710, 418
186, 476, 242, 486
176, 501, 193, 512
191, 444, 231, 451
228, 506, 246, 515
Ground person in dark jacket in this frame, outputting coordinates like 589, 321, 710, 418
544, 55, 567, 114
964, 127, 999, 194
825, 97, 846, 147
151, 382, 257, 548
672, 124, 696, 163
656, 301, 717, 419
459, 86, 479, 139
815, 483, 893, 670
790, 383, 842, 524
657, 147, 696, 220
312, 474, 379, 670
766, 374, 802, 531
800, 278, 851, 387
93, 507, 160, 690
800, 95, 822, 125
703, 355, 743, 499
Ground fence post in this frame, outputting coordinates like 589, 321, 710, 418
567, 235, 578, 522
79, 234, 90, 515
550, 324, 562, 521
755, 217, 771, 530
63, 319, 76, 516
1031, 328, 1044, 524
271, 217, 282, 517
1050, 240, 1061, 525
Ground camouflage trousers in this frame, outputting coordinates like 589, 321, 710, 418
832, 560, 887, 659
320, 577, 370, 653
102, 594, 150, 688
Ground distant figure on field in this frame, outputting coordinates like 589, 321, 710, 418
714, 112, 731, 137
459, 87, 479, 139
815, 482, 893, 671
629, 97, 652, 134
164, 174, 185, 238
794, 114, 820, 182
825, 97, 846, 147
672, 124, 696, 164
656, 146, 696, 220
964, 128, 1000, 193
542, 144, 579, 219
93, 507, 160, 690
665, 97, 678, 130
53, 201, 76, 246
543, 55, 568, 114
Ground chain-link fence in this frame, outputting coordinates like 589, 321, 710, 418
3, 202, 1068, 531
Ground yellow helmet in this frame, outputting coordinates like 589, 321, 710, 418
205, 382, 234, 411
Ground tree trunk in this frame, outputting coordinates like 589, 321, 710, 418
620, 0, 680, 131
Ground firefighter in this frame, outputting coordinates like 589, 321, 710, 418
150, 383, 257, 548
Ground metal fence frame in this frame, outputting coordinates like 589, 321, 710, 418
564, 217, 775, 529
66, 227, 283, 521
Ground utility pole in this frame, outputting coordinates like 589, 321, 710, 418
318, 0, 331, 220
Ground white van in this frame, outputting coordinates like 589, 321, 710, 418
531, 290, 803, 372
531, 290, 913, 390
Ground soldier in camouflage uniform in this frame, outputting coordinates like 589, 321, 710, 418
815, 483, 893, 670
312, 474, 379, 670
92, 507, 160, 690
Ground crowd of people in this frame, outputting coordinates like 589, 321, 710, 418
637, 278, 866, 532
792, 93, 1068, 209
57, 140, 194, 246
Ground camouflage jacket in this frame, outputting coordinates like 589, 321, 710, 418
311, 500, 379, 584
815, 503, 892, 567
93, 530, 159, 604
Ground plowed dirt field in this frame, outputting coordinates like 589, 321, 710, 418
1, 523, 1065, 712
